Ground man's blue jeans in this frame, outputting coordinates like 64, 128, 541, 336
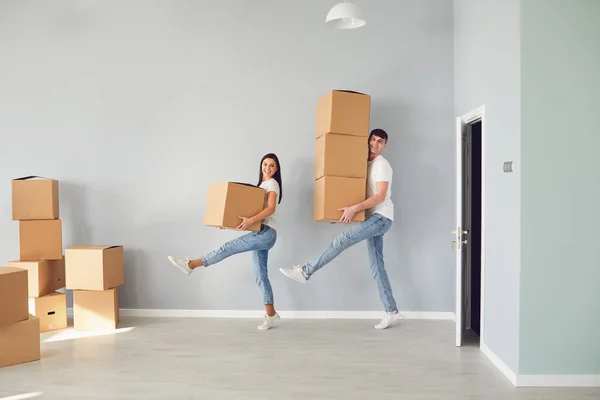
302, 214, 397, 312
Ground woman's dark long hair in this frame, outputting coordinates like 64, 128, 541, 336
257, 153, 283, 204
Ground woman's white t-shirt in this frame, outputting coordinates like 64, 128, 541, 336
259, 178, 280, 230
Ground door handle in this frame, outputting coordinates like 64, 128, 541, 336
451, 229, 469, 235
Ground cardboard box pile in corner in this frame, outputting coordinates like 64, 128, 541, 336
9, 176, 68, 334
0, 267, 40, 368
6, 176, 124, 336
314, 90, 370, 222
1, 175, 70, 369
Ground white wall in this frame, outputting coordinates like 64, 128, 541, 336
0, 0, 455, 314
454, 0, 521, 372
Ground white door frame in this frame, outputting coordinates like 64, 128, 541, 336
455, 105, 486, 348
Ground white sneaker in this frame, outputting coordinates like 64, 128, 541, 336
168, 256, 193, 276
257, 313, 280, 330
374, 311, 401, 330
279, 265, 308, 284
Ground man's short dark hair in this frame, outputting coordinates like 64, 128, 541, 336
369, 128, 388, 143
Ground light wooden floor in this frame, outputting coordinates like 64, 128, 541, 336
0, 317, 597, 399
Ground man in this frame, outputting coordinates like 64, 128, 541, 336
279, 128, 399, 329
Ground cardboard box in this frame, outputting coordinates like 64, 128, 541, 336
316, 90, 371, 138
6, 260, 54, 298
12, 176, 59, 220
73, 288, 119, 331
19, 219, 63, 261
65, 246, 124, 291
49, 256, 65, 290
0, 314, 40, 368
314, 176, 366, 222
203, 182, 265, 232
0, 267, 29, 327
28, 292, 67, 333
315, 133, 368, 179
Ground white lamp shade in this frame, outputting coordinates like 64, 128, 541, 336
325, 2, 366, 29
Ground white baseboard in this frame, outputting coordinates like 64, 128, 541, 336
480, 342, 518, 386
67, 308, 454, 320
480, 343, 599, 388
517, 374, 600, 388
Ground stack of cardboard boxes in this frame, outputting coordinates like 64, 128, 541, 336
7, 176, 124, 333
9, 176, 67, 333
66, 245, 124, 331
314, 90, 371, 222
1, 175, 68, 369
0, 267, 40, 368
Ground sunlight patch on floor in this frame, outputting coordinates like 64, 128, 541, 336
41, 327, 135, 343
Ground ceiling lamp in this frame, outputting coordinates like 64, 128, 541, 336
325, 2, 366, 30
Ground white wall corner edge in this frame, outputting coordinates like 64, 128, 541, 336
480, 342, 518, 386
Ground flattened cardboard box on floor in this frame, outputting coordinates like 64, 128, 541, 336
314, 176, 366, 222
73, 288, 119, 331
0, 315, 41, 368
316, 90, 371, 138
315, 133, 368, 179
19, 219, 63, 261
65, 246, 124, 291
6, 260, 54, 298
0, 267, 29, 327
28, 291, 67, 333
12, 176, 59, 220
204, 182, 265, 232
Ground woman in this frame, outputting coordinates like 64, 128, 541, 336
168, 153, 283, 331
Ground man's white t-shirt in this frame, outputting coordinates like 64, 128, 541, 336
259, 178, 280, 230
366, 155, 394, 221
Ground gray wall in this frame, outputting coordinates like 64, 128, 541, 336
0, 0, 454, 313
454, 0, 522, 372
520, 0, 600, 375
